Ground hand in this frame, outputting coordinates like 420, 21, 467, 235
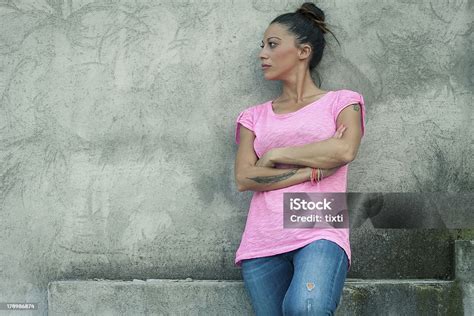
255, 149, 276, 168
316, 124, 347, 179
320, 166, 340, 178
332, 124, 346, 139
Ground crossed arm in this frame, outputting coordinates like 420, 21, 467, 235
235, 103, 363, 192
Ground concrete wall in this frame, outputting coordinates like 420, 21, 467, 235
0, 0, 472, 314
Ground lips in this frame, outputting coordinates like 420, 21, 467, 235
261, 64, 271, 69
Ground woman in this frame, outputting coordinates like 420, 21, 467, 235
233, 3, 366, 315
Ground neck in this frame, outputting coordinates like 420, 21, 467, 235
278, 65, 324, 103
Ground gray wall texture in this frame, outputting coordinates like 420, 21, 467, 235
0, 0, 472, 314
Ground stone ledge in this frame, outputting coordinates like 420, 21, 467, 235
48, 278, 462, 315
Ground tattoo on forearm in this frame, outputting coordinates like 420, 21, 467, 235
352, 104, 360, 111
247, 168, 299, 184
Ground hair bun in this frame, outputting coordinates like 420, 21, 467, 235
296, 3, 328, 34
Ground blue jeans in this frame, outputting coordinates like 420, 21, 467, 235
241, 239, 348, 316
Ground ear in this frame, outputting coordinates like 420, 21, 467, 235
298, 43, 312, 60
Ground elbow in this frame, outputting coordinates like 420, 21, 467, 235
342, 146, 357, 164
236, 174, 247, 192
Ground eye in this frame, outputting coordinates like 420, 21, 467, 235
260, 42, 276, 48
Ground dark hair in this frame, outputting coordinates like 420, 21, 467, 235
270, 2, 340, 84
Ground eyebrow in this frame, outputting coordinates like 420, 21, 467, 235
262, 36, 281, 41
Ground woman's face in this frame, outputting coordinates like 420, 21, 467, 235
259, 23, 309, 80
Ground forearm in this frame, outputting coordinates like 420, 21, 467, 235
272, 138, 350, 169
237, 166, 311, 192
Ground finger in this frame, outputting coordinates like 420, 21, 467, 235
338, 126, 347, 137
334, 125, 345, 138
335, 128, 345, 138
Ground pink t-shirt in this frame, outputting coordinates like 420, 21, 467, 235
234, 89, 366, 270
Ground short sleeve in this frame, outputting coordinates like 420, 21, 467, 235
332, 90, 366, 137
235, 107, 254, 144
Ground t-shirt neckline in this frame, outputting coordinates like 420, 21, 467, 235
269, 90, 335, 118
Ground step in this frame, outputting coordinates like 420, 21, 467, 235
455, 239, 474, 314
48, 278, 463, 315
52, 229, 471, 282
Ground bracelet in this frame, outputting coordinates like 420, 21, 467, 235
311, 168, 320, 185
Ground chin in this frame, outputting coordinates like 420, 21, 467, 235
263, 73, 278, 80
